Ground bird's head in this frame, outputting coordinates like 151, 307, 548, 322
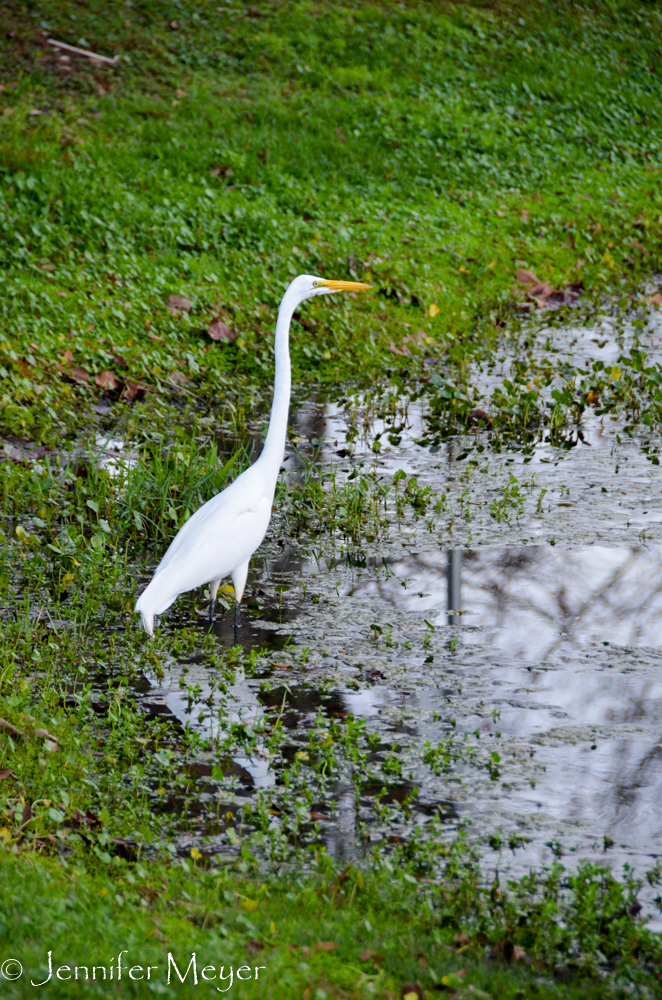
289, 273, 372, 304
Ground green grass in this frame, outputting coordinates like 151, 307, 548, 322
0, 0, 660, 445
1, 843, 661, 999
1, 0, 662, 996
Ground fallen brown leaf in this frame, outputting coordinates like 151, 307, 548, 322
313, 942, 339, 952
360, 950, 385, 962
516, 268, 540, 290
245, 939, 265, 954
168, 371, 190, 385
493, 940, 528, 962
147, 332, 163, 341
67, 808, 101, 829
68, 366, 90, 384
94, 370, 122, 391
389, 341, 411, 357
167, 294, 192, 315
33, 728, 58, 743
0, 718, 23, 738
0, 768, 17, 780
123, 380, 150, 402
514, 268, 582, 311
208, 317, 238, 342
645, 293, 662, 306
18, 800, 32, 827
467, 408, 492, 428
60, 349, 74, 366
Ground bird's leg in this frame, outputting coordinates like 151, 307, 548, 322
231, 560, 249, 639
208, 578, 221, 624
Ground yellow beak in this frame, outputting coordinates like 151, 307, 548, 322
319, 279, 372, 292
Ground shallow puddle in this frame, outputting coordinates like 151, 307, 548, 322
71, 306, 662, 920
132, 537, 662, 913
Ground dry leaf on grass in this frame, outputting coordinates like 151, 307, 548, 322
492, 940, 529, 962
514, 269, 582, 311
245, 940, 265, 954
313, 942, 339, 952
167, 294, 192, 314
208, 317, 238, 342
68, 366, 90, 384
389, 341, 411, 357
359, 950, 385, 962
168, 371, 190, 385
66, 808, 101, 830
0, 768, 17, 780
0, 718, 23, 738
94, 370, 122, 391
123, 380, 150, 402
33, 727, 58, 744
645, 294, 662, 306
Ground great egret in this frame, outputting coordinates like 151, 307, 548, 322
135, 274, 371, 636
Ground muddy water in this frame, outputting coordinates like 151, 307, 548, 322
134, 308, 662, 919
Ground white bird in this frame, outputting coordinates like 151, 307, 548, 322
135, 274, 371, 636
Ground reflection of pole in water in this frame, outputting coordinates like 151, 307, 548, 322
447, 549, 462, 625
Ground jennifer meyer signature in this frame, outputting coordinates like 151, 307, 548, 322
0, 952, 266, 990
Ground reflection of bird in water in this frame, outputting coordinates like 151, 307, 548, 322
136, 275, 370, 636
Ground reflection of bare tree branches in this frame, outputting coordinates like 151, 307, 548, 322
342, 543, 662, 851
351, 544, 662, 658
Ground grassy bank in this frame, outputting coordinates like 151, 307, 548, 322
0, 0, 660, 445
2, 0, 662, 996
2, 846, 661, 999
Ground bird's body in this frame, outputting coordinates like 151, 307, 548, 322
135, 273, 370, 636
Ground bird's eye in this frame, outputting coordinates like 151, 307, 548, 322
312, 281, 319, 287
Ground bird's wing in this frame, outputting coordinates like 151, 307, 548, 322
154, 467, 270, 575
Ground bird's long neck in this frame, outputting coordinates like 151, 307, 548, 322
258, 289, 295, 478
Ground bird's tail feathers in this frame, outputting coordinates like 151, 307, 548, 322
140, 611, 155, 637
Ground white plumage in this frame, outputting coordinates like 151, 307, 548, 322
135, 273, 370, 636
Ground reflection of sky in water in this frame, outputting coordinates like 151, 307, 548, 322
346, 544, 662, 657
160, 543, 662, 868
344, 542, 662, 893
